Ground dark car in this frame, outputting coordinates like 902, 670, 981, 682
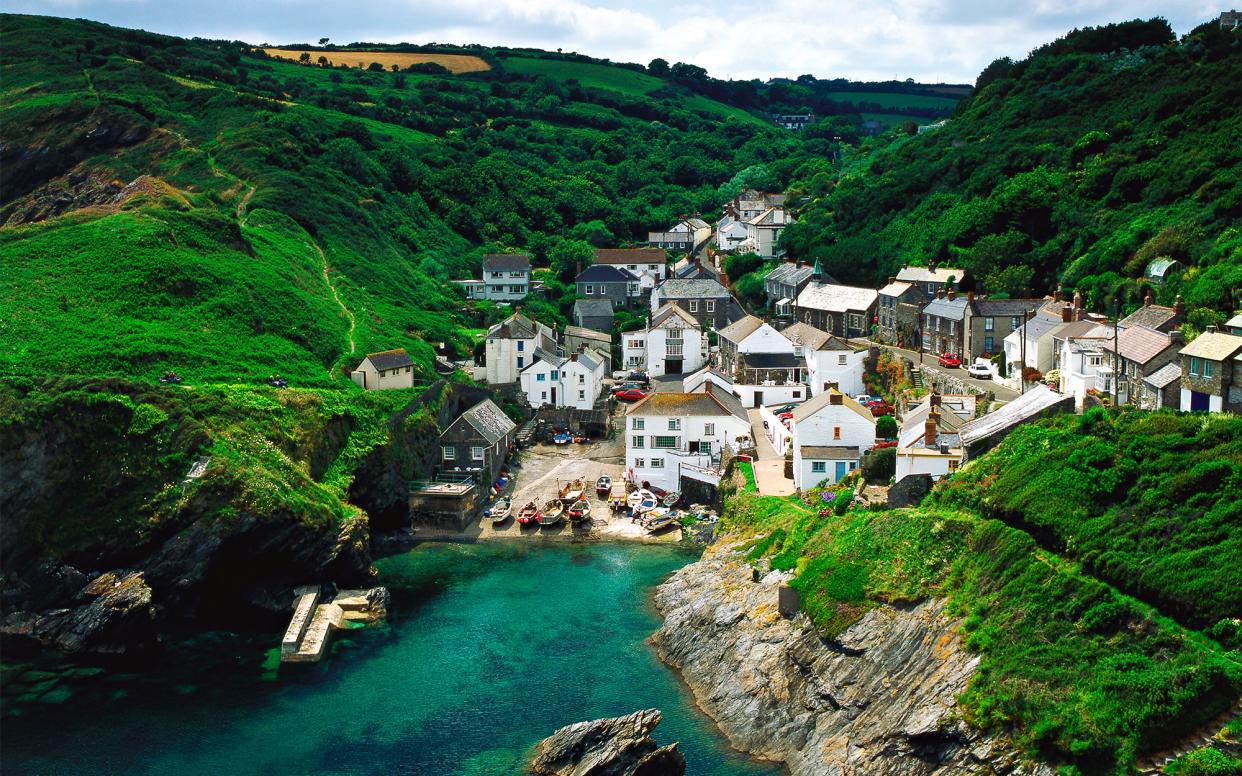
937, 353, 962, 368
615, 388, 648, 402
626, 371, 651, 387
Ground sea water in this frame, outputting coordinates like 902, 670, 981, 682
1, 542, 779, 775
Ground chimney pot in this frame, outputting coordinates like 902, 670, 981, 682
937, 289, 946, 299
829, 392, 843, 405
924, 415, 937, 447
1206, 324, 1219, 334
1054, 286, 1063, 302
947, 288, 956, 301
1168, 329, 1184, 344
1144, 289, 1154, 306
967, 290, 975, 304
1174, 294, 1185, 315
1061, 304, 1073, 323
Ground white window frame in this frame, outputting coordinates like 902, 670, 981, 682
689, 300, 699, 312
633, 418, 645, 430
650, 458, 665, 469
838, 354, 847, 365
811, 461, 826, 473
585, 285, 595, 295
668, 419, 681, 430
442, 446, 456, 461
634, 457, 646, 468
653, 436, 678, 449
632, 435, 645, 448
471, 446, 485, 461
706, 300, 716, 313
704, 423, 715, 435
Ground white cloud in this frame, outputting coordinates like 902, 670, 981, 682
5, 0, 1220, 82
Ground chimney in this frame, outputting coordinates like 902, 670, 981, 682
929, 260, 938, 273
937, 289, 946, 299
1072, 289, 1083, 310
929, 393, 941, 408
1174, 294, 1185, 315
1144, 289, 1154, 307
1061, 304, 1073, 323
1054, 285, 1063, 303
887, 276, 896, 285
570, 352, 578, 362
829, 393, 843, 405
967, 290, 975, 304
924, 412, 938, 447
1205, 325, 1219, 334
947, 288, 956, 301
1168, 329, 1184, 345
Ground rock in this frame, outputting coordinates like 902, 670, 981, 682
1, 571, 157, 655
529, 708, 686, 776
651, 544, 1055, 776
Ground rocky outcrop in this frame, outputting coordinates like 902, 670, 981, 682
529, 709, 685, 776
1, 570, 157, 654
652, 544, 1053, 775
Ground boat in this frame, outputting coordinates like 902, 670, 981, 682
560, 477, 585, 502
517, 501, 540, 525
661, 491, 680, 508
538, 499, 564, 526
595, 475, 612, 498
645, 514, 675, 533
487, 497, 512, 524
627, 489, 658, 514
567, 499, 591, 523
553, 431, 572, 445
609, 483, 629, 512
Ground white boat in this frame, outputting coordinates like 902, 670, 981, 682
627, 489, 658, 513
487, 497, 512, 524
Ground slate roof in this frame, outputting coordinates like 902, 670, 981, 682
487, 312, 537, 339
764, 262, 813, 286
1119, 304, 1180, 332
595, 247, 666, 265
970, 298, 1044, 316
958, 385, 1069, 448
626, 382, 747, 421
1054, 320, 1109, 340
460, 399, 517, 444
1179, 331, 1242, 361
878, 280, 914, 297
896, 266, 964, 285
718, 315, 765, 343
577, 264, 638, 283
740, 352, 800, 369
796, 283, 878, 313
482, 253, 531, 272
800, 445, 860, 460
657, 278, 733, 299
575, 351, 601, 371
365, 348, 414, 371
1013, 312, 1068, 344
923, 296, 970, 321
1225, 313, 1242, 333
671, 258, 719, 280
899, 400, 968, 450
791, 390, 875, 424
1100, 325, 1176, 365
684, 217, 710, 230
563, 325, 611, 343
650, 302, 699, 328
573, 299, 614, 320
1143, 362, 1182, 389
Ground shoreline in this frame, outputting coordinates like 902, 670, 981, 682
406, 517, 687, 546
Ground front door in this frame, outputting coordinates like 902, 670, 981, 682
551, 387, 557, 406
1191, 390, 1210, 411
834, 462, 847, 482
754, 391, 763, 408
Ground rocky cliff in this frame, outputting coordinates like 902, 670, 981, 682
528, 708, 686, 776
651, 543, 1053, 776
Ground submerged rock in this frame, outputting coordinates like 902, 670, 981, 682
529, 708, 686, 776
651, 545, 1053, 775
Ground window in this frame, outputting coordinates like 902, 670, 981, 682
653, 436, 677, 449
849, 313, 864, 330
667, 327, 682, 340
491, 271, 503, 278
510, 285, 525, 294
668, 419, 681, 430
838, 354, 848, 366
704, 423, 715, 435
1011, 316, 1021, 329
632, 435, 645, 448
537, 373, 546, 382
634, 419, 645, 430
650, 458, 665, 469
706, 300, 716, 313
1189, 357, 1200, 376
578, 390, 585, 399
517, 356, 524, 369
634, 458, 645, 468
984, 317, 994, 331
1088, 355, 1102, 367
833, 426, 841, 440
577, 374, 585, 384
471, 446, 484, 461
811, 461, 826, 473
541, 391, 547, 400
585, 285, 594, 295
983, 336, 994, 352
516, 341, 525, 352
924, 314, 931, 329
793, 390, 802, 398
442, 446, 455, 461
689, 300, 699, 312
1204, 360, 1214, 378
550, 370, 558, 380
628, 264, 638, 271
948, 459, 960, 471
949, 321, 956, 335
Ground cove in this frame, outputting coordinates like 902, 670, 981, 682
1, 542, 779, 775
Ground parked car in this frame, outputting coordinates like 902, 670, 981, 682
612, 381, 644, 395
873, 440, 898, 449
615, 388, 648, 402
626, 371, 651, 387
868, 401, 893, 417
937, 353, 962, 368
967, 361, 992, 379
854, 394, 875, 405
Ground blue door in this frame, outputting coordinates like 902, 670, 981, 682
1190, 391, 1210, 411
834, 462, 847, 482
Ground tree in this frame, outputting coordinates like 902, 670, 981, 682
648, 58, 670, 77
548, 239, 594, 282
318, 37, 330, 45
298, 52, 311, 64
861, 447, 896, 483
875, 414, 897, 439
567, 220, 614, 247
367, 62, 385, 72
317, 55, 328, 67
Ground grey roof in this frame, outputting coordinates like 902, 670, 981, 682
717, 314, 765, 343
563, 325, 611, 343
796, 282, 878, 313
365, 348, 414, 371
529, 348, 566, 369
878, 280, 914, 298
1226, 313, 1242, 332
1119, 304, 1180, 332
460, 399, 517, 444
487, 312, 537, 339
1014, 312, 1067, 343
482, 253, 531, 272
780, 321, 858, 352
650, 302, 699, 328
577, 264, 638, 283
971, 298, 1044, 316
684, 217, 710, 230
800, 445, 860, 460
672, 259, 718, 280
657, 278, 733, 299
1054, 320, 1109, 340
923, 296, 970, 321
1143, 362, 1182, 389
791, 390, 874, 424
958, 385, 1068, 448
1101, 325, 1177, 365
741, 352, 800, 369
573, 299, 614, 319
576, 351, 601, 371
764, 262, 813, 286
1179, 331, 1242, 361
899, 400, 967, 449
896, 266, 964, 285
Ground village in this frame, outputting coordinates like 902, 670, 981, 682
345, 187, 1242, 542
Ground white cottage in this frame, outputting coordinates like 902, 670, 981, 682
644, 303, 706, 377
519, 348, 606, 410
790, 390, 876, 490
894, 394, 969, 484
781, 321, 867, 397
350, 349, 415, 391
484, 311, 557, 385
624, 383, 751, 493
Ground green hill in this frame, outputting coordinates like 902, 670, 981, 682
0, 14, 803, 386
780, 18, 1242, 323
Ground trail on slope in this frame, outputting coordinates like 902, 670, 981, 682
236, 185, 255, 226
306, 239, 357, 372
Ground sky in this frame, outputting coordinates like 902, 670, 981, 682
11, 0, 1221, 83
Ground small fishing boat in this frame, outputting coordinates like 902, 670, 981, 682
486, 497, 512, 524
553, 431, 572, 445
538, 499, 564, 526
645, 513, 675, 533
595, 475, 612, 498
627, 489, 658, 514
517, 501, 540, 525
609, 483, 629, 512
567, 499, 591, 523
661, 491, 680, 508
560, 477, 585, 502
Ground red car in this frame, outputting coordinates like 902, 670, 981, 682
615, 388, 647, 402
873, 440, 897, 449
937, 353, 962, 368
869, 401, 893, 417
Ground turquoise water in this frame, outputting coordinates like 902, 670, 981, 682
1, 542, 779, 775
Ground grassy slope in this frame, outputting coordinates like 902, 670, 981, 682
725, 409, 1242, 774
824, 90, 958, 110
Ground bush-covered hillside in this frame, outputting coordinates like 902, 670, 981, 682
0, 14, 815, 385
725, 408, 1242, 774
781, 19, 1242, 322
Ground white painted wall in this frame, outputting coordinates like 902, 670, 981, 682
520, 357, 602, 410
758, 404, 792, 456
1180, 388, 1224, 412
624, 412, 749, 492
646, 326, 705, 377
803, 348, 866, 397
622, 330, 647, 371
486, 336, 537, 385
350, 359, 414, 391
733, 382, 807, 409
792, 400, 875, 489
738, 324, 795, 356
894, 451, 956, 484
795, 456, 857, 491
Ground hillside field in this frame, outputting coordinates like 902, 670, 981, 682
262, 48, 491, 73
825, 89, 959, 110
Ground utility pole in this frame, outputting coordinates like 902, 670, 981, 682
1112, 298, 1120, 407
1019, 309, 1029, 395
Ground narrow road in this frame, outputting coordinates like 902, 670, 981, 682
853, 339, 1019, 401
747, 409, 796, 496
307, 240, 357, 362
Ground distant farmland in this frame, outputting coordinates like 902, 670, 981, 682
262, 49, 490, 74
